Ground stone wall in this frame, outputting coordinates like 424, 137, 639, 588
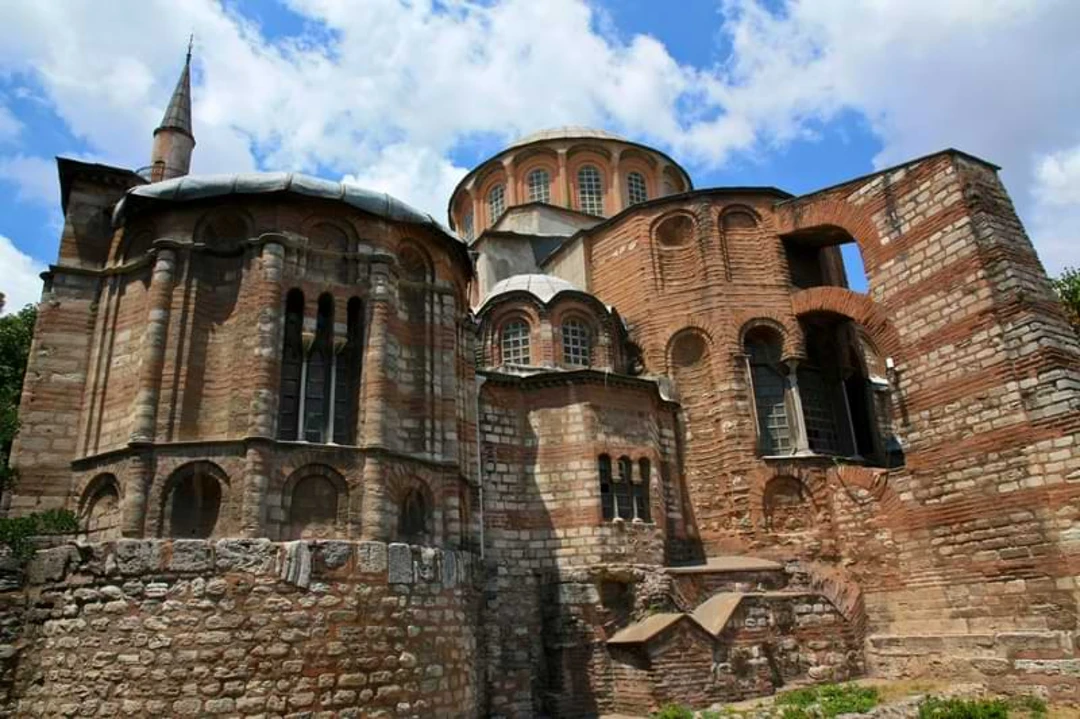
0, 539, 482, 718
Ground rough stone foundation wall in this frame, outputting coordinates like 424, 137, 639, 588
0, 539, 482, 718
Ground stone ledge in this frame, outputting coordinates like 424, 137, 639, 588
13, 539, 480, 590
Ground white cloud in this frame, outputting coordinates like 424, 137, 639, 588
0, 0, 1075, 272
1030, 145, 1080, 273
0, 105, 21, 142
0, 234, 45, 314
0, 155, 57, 206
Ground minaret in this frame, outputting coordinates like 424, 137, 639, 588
148, 38, 195, 182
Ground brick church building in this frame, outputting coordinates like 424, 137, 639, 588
3, 51, 1079, 717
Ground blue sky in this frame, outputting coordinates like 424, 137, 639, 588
1, 0, 1077, 312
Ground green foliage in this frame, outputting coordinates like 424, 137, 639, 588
1009, 695, 1047, 718
776, 683, 879, 718
0, 305, 36, 489
0, 508, 79, 561
917, 696, 1008, 719
651, 704, 695, 719
1051, 266, 1080, 333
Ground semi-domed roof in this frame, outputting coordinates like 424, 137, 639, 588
479, 273, 593, 311
508, 126, 628, 148
113, 172, 460, 242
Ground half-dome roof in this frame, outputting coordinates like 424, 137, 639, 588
114, 172, 461, 242
479, 273, 595, 311
508, 126, 627, 148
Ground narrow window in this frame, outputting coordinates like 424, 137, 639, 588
561, 319, 591, 367
278, 289, 305, 440
303, 294, 334, 443
616, 456, 634, 521
488, 184, 506, 224
745, 329, 791, 454
399, 488, 428, 542
599, 455, 614, 520
577, 165, 604, 216
501, 319, 531, 365
527, 169, 550, 204
633, 458, 651, 522
627, 171, 648, 205
798, 320, 850, 455
461, 211, 474, 241
333, 297, 363, 445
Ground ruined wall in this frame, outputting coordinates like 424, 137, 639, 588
0, 539, 482, 718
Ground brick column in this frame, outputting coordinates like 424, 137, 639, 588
557, 149, 570, 208
785, 359, 810, 454
130, 248, 177, 443
242, 239, 285, 537
360, 456, 390, 541
122, 450, 153, 537
502, 156, 518, 206
609, 148, 622, 215
360, 255, 394, 449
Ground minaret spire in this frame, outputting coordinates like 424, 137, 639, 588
148, 39, 196, 182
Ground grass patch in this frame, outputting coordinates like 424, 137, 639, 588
775, 683, 879, 718
918, 696, 1009, 719
651, 704, 695, 719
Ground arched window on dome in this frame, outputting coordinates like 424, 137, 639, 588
461, 211, 474, 241
488, 184, 506, 225
500, 319, 531, 366
745, 327, 792, 455
577, 165, 604, 216
627, 171, 648, 206
561, 318, 591, 367
527, 169, 551, 204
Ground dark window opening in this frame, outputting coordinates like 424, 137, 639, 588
745, 328, 791, 455
399, 488, 428, 541
333, 297, 363, 445
599, 455, 614, 520
616, 456, 634, 521
278, 289, 305, 440
633, 458, 651, 522
168, 470, 221, 538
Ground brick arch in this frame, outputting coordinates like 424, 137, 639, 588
734, 313, 801, 360
746, 464, 830, 532
281, 463, 349, 540
157, 460, 232, 539
827, 463, 907, 522
791, 286, 902, 358
77, 473, 123, 541
665, 326, 714, 374
774, 196, 885, 261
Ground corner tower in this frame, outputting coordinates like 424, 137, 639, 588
148, 41, 195, 182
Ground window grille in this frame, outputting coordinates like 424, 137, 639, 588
527, 169, 550, 204
488, 184, 506, 224
561, 319, 591, 367
633, 458, 651, 522
616, 457, 634, 520
501, 320, 531, 365
798, 366, 843, 454
577, 165, 604, 216
627, 171, 648, 205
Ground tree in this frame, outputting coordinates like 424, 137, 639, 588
1051, 267, 1080, 335
0, 305, 36, 489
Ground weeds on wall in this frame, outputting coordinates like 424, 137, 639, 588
0, 509, 79, 561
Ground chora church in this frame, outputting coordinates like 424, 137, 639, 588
1, 46, 1078, 718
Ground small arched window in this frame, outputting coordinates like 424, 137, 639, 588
488, 184, 506, 224
164, 465, 223, 539
527, 169, 550, 204
577, 165, 604, 216
616, 456, 634, 521
561, 318, 591, 367
627, 172, 648, 205
745, 328, 791, 455
461, 211, 475, 241
501, 320, 531, 365
599, 455, 614, 520
278, 289, 305, 441
633, 458, 651, 522
399, 488, 428, 541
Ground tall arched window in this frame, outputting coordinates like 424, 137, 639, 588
599, 455, 614, 520
527, 169, 551, 204
634, 458, 651, 522
399, 488, 429, 542
500, 320, 531, 365
745, 328, 791, 455
627, 171, 648, 205
163, 464, 224, 539
561, 318, 591, 367
303, 294, 334, 443
577, 165, 604, 216
488, 184, 506, 224
278, 289, 305, 440
333, 297, 363, 445
616, 456, 634, 521
798, 319, 847, 455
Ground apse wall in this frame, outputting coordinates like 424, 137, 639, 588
0, 539, 482, 718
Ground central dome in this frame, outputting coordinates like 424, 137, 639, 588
508, 126, 627, 148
